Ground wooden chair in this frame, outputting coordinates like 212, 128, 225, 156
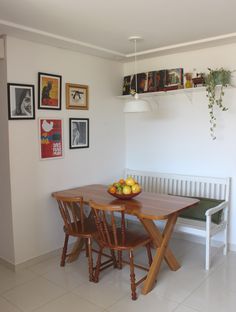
89, 200, 153, 300
52, 194, 97, 281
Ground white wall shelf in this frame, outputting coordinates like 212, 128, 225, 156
118, 86, 205, 99
117, 85, 234, 102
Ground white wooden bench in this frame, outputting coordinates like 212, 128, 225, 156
125, 168, 231, 270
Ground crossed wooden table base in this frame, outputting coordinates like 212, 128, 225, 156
53, 185, 198, 295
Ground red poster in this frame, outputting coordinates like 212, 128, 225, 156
39, 118, 63, 159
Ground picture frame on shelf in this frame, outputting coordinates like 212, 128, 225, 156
7, 83, 35, 120
69, 118, 89, 149
165, 68, 184, 91
38, 72, 62, 110
130, 73, 148, 93
122, 75, 131, 95
66, 83, 89, 110
39, 118, 64, 160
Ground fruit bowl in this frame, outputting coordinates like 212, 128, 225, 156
107, 177, 142, 200
107, 190, 141, 200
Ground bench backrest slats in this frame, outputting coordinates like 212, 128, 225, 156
125, 169, 230, 201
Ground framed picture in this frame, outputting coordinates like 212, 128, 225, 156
66, 83, 89, 110
38, 72, 62, 110
165, 68, 184, 91
7, 83, 35, 120
69, 118, 89, 149
122, 76, 131, 95
39, 118, 63, 160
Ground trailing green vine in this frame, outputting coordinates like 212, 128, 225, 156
205, 68, 231, 140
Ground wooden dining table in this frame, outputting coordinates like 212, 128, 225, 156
52, 184, 199, 295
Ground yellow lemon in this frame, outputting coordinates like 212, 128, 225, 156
125, 177, 135, 186
122, 185, 132, 195
131, 184, 141, 194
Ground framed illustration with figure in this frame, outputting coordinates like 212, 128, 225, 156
38, 72, 62, 110
39, 118, 64, 160
8, 83, 35, 120
66, 83, 89, 110
69, 118, 89, 149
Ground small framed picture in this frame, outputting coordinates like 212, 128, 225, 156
69, 118, 89, 149
165, 68, 184, 91
66, 83, 88, 110
7, 83, 35, 120
39, 118, 63, 160
38, 72, 62, 110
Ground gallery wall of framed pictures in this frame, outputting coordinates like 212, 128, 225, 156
7, 71, 90, 160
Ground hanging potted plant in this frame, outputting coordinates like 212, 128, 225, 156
205, 68, 232, 139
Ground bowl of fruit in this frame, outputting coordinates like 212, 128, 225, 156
108, 177, 142, 199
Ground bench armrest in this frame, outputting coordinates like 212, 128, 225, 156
205, 201, 228, 216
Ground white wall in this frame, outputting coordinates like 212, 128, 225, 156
124, 43, 236, 248
6, 37, 125, 264
4, 37, 236, 265
0, 39, 15, 263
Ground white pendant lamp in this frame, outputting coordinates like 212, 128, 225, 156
123, 36, 151, 113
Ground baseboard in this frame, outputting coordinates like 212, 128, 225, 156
126, 218, 235, 251
0, 242, 78, 272
172, 231, 222, 247
229, 243, 236, 252
0, 257, 15, 271
1, 228, 235, 272
0, 247, 62, 271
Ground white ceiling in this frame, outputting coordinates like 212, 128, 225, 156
1, 0, 236, 61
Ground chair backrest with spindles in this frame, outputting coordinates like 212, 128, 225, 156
53, 195, 85, 235
89, 200, 126, 248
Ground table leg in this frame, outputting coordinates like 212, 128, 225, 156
140, 217, 180, 271
140, 213, 179, 295
67, 238, 85, 263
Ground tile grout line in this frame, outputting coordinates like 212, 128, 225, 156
0, 246, 233, 311
29, 290, 74, 312
173, 256, 228, 309
72, 288, 127, 311
0, 265, 71, 312
0, 293, 25, 312
172, 301, 201, 312
143, 254, 228, 310
0, 270, 42, 297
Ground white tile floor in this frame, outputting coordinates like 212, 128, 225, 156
0, 239, 235, 312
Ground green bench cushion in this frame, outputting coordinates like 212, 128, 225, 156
177, 196, 224, 224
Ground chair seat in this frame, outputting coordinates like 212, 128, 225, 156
64, 219, 97, 238
104, 228, 151, 250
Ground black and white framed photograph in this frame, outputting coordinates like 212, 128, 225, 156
69, 118, 89, 149
7, 83, 35, 120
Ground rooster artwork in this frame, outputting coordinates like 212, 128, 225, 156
39, 118, 63, 159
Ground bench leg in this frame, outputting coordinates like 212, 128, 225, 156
205, 216, 211, 270
223, 207, 229, 256
223, 229, 228, 256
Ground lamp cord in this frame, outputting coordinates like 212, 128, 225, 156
134, 39, 137, 94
